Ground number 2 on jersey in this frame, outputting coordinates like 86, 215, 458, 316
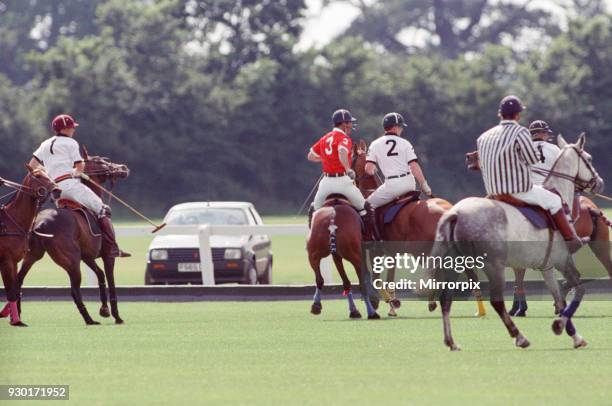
386, 139, 398, 156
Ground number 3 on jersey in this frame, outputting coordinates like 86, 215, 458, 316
325, 135, 334, 155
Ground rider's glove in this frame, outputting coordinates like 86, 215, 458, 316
347, 169, 356, 180
78, 173, 91, 181
421, 181, 432, 197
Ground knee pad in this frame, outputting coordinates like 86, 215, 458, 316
98, 204, 112, 218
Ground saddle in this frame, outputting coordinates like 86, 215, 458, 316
322, 194, 365, 232
56, 199, 101, 237
375, 191, 421, 233
487, 194, 556, 230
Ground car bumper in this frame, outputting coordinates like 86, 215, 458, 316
146, 259, 250, 284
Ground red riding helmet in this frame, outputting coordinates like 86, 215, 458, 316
51, 114, 79, 133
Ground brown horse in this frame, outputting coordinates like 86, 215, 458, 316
509, 195, 612, 316
16, 153, 129, 325
0, 166, 60, 326
307, 197, 381, 319
352, 140, 486, 316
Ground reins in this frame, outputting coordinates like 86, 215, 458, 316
540, 146, 599, 192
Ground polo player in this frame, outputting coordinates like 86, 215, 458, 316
28, 114, 130, 258
307, 109, 377, 239
365, 112, 433, 208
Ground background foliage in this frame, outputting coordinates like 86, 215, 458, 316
0, 0, 610, 215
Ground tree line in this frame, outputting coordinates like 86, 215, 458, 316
0, 0, 610, 215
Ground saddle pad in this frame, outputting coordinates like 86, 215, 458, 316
516, 206, 555, 230
382, 192, 421, 224
58, 205, 101, 237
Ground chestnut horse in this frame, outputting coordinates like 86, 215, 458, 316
0, 166, 60, 326
352, 140, 486, 316
509, 195, 612, 316
307, 198, 380, 319
16, 152, 129, 325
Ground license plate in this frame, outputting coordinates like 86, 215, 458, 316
178, 263, 201, 273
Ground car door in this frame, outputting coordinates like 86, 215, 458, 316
247, 207, 271, 273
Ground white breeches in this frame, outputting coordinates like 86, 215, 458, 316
511, 185, 562, 213
313, 176, 366, 211
60, 180, 104, 215
366, 176, 416, 209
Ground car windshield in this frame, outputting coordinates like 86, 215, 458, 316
166, 208, 248, 226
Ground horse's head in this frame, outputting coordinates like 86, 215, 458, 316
556, 133, 604, 194
24, 164, 61, 202
352, 139, 379, 197
82, 146, 130, 184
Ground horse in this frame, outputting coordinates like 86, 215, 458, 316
352, 140, 486, 317
0, 166, 60, 326
431, 133, 604, 350
509, 195, 612, 316
16, 151, 129, 325
307, 194, 381, 319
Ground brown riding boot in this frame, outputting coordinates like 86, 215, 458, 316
552, 210, 588, 254
362, 202, 382, 241
99, 216, 131, 258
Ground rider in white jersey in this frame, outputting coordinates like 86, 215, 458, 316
529, 120, 561, 186
29, 114, 130, 258
365, 112, 432, 209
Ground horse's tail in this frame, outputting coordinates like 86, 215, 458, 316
328, 206, 338, 254
436, 212, 458, 243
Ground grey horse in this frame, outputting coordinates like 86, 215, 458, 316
431, 134, 604, 351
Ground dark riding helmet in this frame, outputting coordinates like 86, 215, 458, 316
499, 95, 525, 117
529, 120, 553, 136
383, 112, 407, 130
332, 109, 357, 126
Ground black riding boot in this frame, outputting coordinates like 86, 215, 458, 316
362, 201, 381, 241
99, 216, 131, 258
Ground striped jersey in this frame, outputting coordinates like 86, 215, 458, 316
476, 120, 539, 195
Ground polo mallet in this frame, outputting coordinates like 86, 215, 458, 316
297, 173, 324, 217
85, 177, 166, 233
592, 193, 612, 203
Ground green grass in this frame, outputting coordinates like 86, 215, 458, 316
2, 301, 612, 405
20, 210, 612, 287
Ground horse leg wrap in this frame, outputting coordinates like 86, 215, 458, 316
561, 300, 580, 318
8, 301, 21, 324
313, 288, 321, 304
0, 302, 10, 318
347, 291, 357, 312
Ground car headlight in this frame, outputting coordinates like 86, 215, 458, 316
150, 249, 168, 261
224, 248, 242, 259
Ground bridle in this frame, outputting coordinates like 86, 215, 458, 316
0, 172, 59, 239
538, 145, 600, 193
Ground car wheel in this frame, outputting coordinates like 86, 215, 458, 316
144, 269, 158, 285
258, 259, 272, 285
246, 263, 258, 285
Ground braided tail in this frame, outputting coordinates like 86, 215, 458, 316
328, 207, 338, 254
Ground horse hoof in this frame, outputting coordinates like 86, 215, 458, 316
367, 313, 381, 320
311, 303, 322, 315
515, 335, 531, 349
115, 318, 125, 324
428, 302, 437, 312
448, 343, 461, 351
100, 307, 111, 318
86, 320, 101, 326
10, 321, 28, 327
574, 338, 587, 349
388, 308, 397, 317
390, 299, 401, 309
349, 310, 362, 319
552, 319, 564, 335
